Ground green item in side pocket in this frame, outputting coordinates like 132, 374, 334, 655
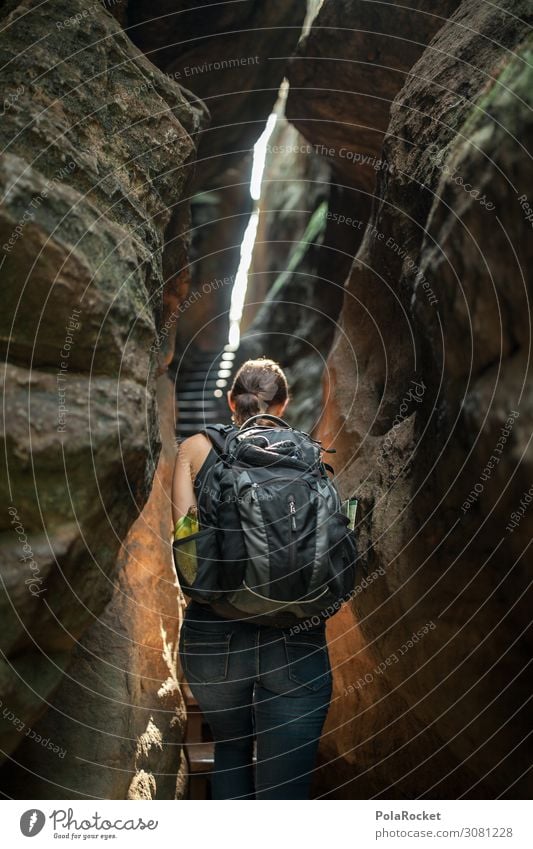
347, 497, 358, 531
174, 510, 199, 585
341, 497, 359, 531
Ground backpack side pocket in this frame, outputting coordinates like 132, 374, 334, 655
172, 525, 223, 601
326, 511, 358, 597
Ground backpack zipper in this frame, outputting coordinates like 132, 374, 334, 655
288, 494, 297, 531
242, 477, 339, 520
287, 493, 296, 570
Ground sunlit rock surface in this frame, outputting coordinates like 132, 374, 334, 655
5, 378, 186, 799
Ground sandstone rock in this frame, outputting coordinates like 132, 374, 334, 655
119, 1, 310, 357
174, 157, 253, 356
314, 604, 466, 798
287, 0, 460, 197
2, 0, 530, 803
235, 94, 344, 432
0, 154, 155, 383
4, 376, 187, 799
310, 0, 532, 797
244, 93, 330, 329
0, 0, 196, 782
125, 0, 308, 189
123, 0, 310, 360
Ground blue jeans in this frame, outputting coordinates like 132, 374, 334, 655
179, 601, 332, 799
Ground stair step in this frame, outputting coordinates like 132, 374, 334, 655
177, 392, 219, 401
174, 344, 239, 439
182, 683, 198, 705
176, 414, 225, 424
182, 365, 226, 374
177, 424, 224, 430
177, 401, 219, 410
175, 380, 223, 391
186, 713, 204, 744
175, 359, 226, 371
186, 351, 225, 360
176, 360, 232, 370
177, 407, 224, 413
176, 391, 221, 401
186, 742, 215, 774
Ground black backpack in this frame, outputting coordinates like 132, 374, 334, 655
172, 414, 358, 623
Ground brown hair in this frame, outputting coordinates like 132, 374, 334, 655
229, 357, 289, 426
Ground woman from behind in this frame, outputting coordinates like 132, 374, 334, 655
171, 357, 332, 799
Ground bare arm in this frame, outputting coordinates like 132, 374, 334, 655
171, 433, 213, 529
171, 438, 197, 528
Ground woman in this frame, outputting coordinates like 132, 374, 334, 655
171, 357, 332, 800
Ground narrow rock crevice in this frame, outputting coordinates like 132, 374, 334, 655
1, 0, 531, 801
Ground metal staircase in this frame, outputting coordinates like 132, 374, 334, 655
172, 344, 238, 438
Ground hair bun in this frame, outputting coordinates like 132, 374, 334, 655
229, 357, 288, 426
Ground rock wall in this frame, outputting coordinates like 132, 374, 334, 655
243, 89, 329, 329
244, 0, 463, 433
174, 159, 253, 355
2, 0, 531, 802
290, 0, 532, 797
0, 0, 311, 799
119, 0, 309, 359
287, 0, 461, 192
236, 102, 336, 431
124, 0, 308, 188
5, 377, 186, 799
236, 85, 357, 432
0, 0, 197, 796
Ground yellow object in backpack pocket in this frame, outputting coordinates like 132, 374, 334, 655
174, 511, 199, 585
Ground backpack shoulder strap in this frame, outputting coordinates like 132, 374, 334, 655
200, 423, 238, 458
195, 424, 237, 518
